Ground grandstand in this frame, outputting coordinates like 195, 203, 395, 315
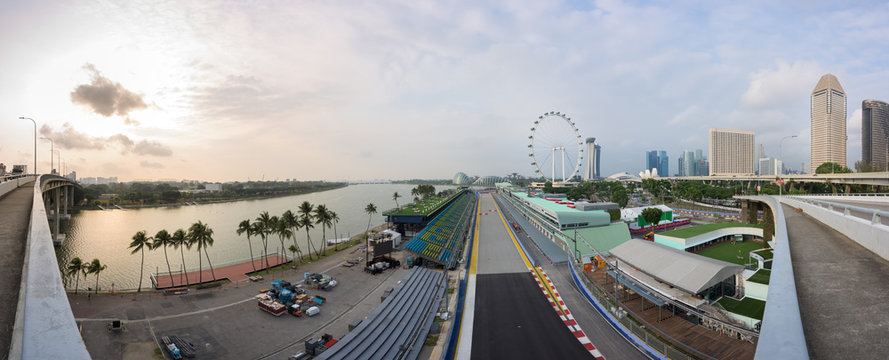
403, 192, 477, 267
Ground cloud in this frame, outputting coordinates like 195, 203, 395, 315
39, 124, 172, 157
741, 60, 823, 110
667, 105, 700, 126
139, 160, 165, 169
70, 63, 147, 121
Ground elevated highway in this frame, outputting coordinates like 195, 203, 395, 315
0, 175, 87, 360
663, 172, 889, 186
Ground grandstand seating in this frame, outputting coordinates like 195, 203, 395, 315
404, 191, 476, 266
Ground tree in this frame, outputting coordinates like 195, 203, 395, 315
364, 203, 377, 265
815, 162, 852, 174
87, 258, 107, 294
188, 221, 216, 284
330, 211, 341, 251
151, 229, 176, 288
611, 188, 629, 208
274, 216, 294, 262
641, 207, 663, 233
256, 211, 275, 270
282, 210, 303, 262
314, 204, 333, 256
392, 192, 401, 208
543, 181, 554, 193
237, 220, 257, 272
128, 230, 151, 292
170, 228, 190, 286
66, 257, 87, 294
607, 209, 621, 222
298, 201, 316, 260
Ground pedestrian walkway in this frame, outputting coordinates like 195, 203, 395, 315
152, 255, 289, 289
0, 185, 35, 357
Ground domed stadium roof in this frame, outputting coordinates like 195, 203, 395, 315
453, 172, 472, 185
472, 176, 507, 186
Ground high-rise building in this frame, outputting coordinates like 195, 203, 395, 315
709, 128, 755, 175
584, 138, 601, 180
646, 151, 658, 173
862, 99, 889, 171
758, 158, 783, 176
694, 149, 704, 176
681, 150, 695, 176
810, 74, 847, 173
658, 150, 669, 179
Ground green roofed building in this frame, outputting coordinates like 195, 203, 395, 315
654, 222, 763, 251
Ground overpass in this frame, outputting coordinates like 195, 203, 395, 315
0, 174, 89, 359
663, 172, 889, 187
736, 195, 889, 359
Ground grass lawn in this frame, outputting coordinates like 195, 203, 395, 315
751, 248, 773, 260
747, 269, 771, 285
717, 296, 766, 320
659, 222, 762, 239
384, 194, 456, 216
695, 241, 765, 265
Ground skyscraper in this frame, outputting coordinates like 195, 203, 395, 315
709, 128, 755, 175
681, 150, 695, 177
646, 151, 658, 174
811, 74, 847, 173
862, 99, 889, 171
584, 138, 601, 180
658, 151, 669, 179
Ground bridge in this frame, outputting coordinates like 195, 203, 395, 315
662, 172, 889, 187
0, 174, 88, 360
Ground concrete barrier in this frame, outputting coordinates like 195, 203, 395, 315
8, 177, 90, 360
780, 197, 889, 261
0, 176, 36, 198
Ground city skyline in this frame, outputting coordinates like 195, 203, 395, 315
2, 1, 889, 181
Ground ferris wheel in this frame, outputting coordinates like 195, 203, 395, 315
528, 111, 583, 183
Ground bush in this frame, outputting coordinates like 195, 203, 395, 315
607, 209, 620, 221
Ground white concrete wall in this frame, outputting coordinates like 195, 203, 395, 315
745, 281, 769, 301
0, 176, 35, 198
780, 197, 889, 261
724, 310, 760, 330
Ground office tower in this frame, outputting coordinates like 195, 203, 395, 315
584, 138, 601, 180
677, 156, 684, 176
811, 74, 847, 173
658, 151, 669, 179
646, 151, 658, 173
758, 158, 782, 176
709, 128, 755, 175
694, 149, 704, 175
681, 150, 695, 177
862, 99, 889, 171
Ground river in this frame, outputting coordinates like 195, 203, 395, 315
56, 183, 455, 290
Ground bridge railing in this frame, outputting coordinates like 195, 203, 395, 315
781, 196, 889, 261
789, 197, 889, 225
8, 176, 89, 360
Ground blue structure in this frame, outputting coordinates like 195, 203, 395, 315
646, 150, 668, 176
403, 193, 476, 267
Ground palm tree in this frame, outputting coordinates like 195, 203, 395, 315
330, 211, 341, 251
255, 211, 274, 270
314, 204, 333, 256
128, 230, 151, 292
66, 257, 87, 294
151, 229, 176, 288
237, 219, 257, 272
282, 210, 303, 262
188, 221, 216, 284
298, 201, 316, 260
87, 258, 107, 294
170, 228, 190, 286
274, 216, 294, 264
289, 245, 299, 263
393, 192, 401, 208
364, 203, 377, 265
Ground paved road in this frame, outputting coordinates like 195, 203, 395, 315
783, 204, 889, 359
495, 194, 646, 360
0, 184, 34, 357
470, 194, 591, 359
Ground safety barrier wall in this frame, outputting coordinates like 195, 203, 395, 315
0, 175, 36, 198
780, 197, 889, 261
8, 177, 90, 360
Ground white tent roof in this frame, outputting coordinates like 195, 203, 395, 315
610, 239, 744, 295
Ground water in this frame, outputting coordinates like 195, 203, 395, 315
57, 183, 455, 290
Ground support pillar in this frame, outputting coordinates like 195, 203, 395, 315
54, 188, 61, 239
63, 186, 69, 215
845, 184, 852, 194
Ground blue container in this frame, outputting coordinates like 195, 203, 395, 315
278, 289, 293, 303
271, 280, 284, 290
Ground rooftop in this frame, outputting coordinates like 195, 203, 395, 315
573, 223, 632, 253
717, 296, 766, 320
659, 222, 763, 239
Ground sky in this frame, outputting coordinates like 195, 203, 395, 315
1, 0, 888, 182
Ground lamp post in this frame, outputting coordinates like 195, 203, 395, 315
19, 117, 36, 174
52, 150, 60, 175
778, 135, 798, 174
41, 137, 54, 174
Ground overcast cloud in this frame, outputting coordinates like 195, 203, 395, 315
2, 1, 888, 181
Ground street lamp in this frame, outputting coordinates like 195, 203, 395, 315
52, 150, 60, 175
40, 137, 54, 173
19, 117, 36, 174
778, 135, 798, 174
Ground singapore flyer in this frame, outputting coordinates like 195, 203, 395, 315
528, 111, 583, 183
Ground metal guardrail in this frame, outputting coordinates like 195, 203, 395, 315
801, 193, 889, 197
789, 197, 888, 225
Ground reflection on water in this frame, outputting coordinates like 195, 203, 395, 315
56, 184, 455, 290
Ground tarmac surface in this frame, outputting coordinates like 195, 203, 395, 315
71, 244, 411, 360
469, 194, 593, 359
783, 204, 889, 359
495, 194, 647, 360
0, 184, 34, 358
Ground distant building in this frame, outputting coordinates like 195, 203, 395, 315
65, 171, 76, 182
709, 128, 755, 175
205, 183, 222, 192
453, 172, 471, 185
811, 74, 847, 173
758, 158, 782, 176
645, 150, 668, 177
862, 99, 889, 171
584, 138, 601, 180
